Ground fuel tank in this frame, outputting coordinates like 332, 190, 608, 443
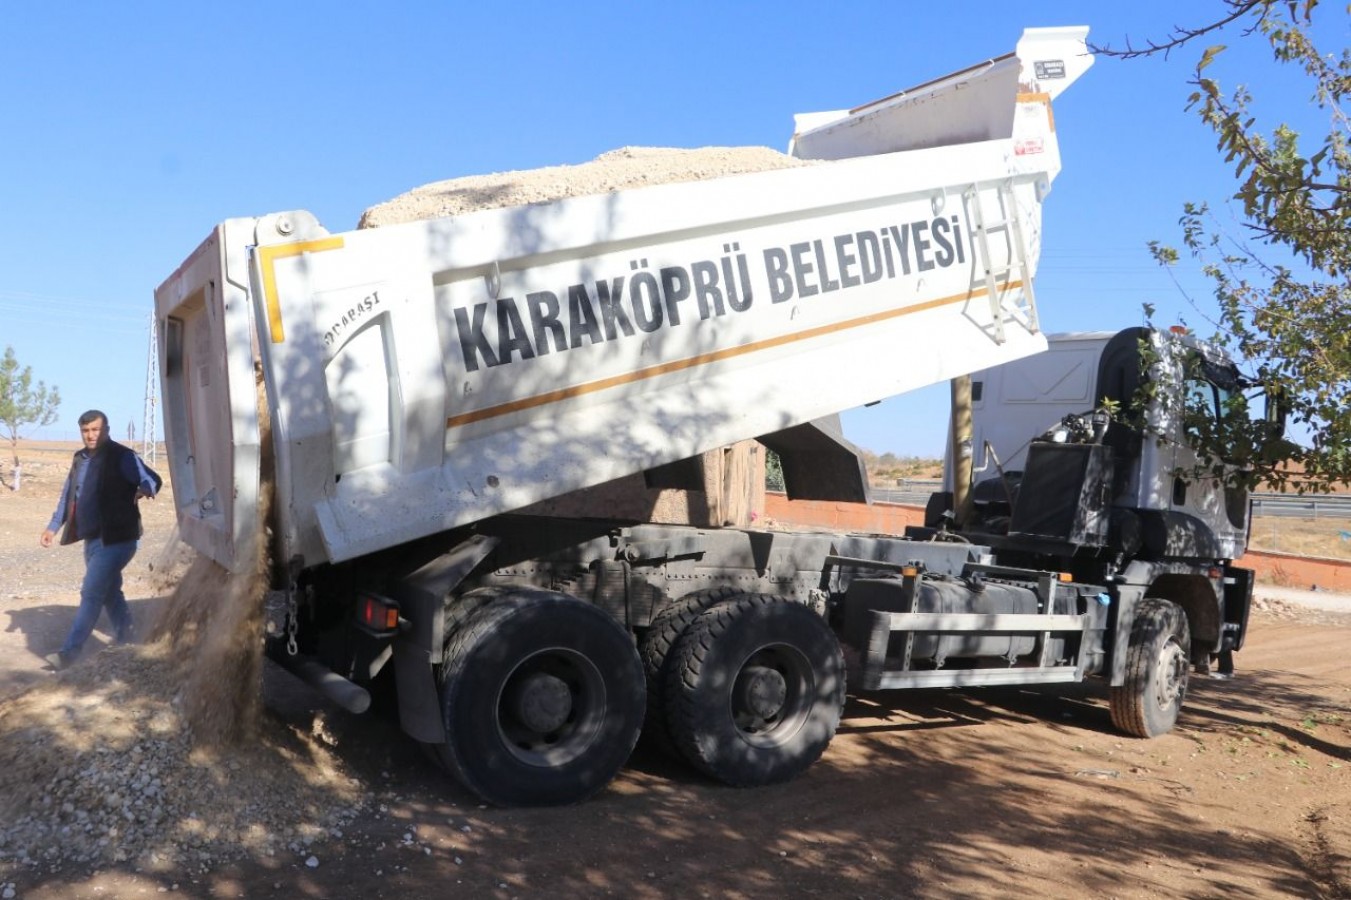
842, 574, 1061, 665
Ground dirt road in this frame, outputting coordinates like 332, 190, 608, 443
1, 444, 1348, 899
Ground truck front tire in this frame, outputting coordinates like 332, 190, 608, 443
432, 590, 645, 806
664, 595, 845, 786
1110, 598, 1191, 738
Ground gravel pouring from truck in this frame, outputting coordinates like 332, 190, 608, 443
155, 27, 1096, 805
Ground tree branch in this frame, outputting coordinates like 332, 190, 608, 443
1090, 0, 1271, 60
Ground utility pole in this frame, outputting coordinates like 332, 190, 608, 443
143, 313, 159, 465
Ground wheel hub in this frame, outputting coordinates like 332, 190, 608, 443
509, 671, 573, 734
734, 664, 788, 721
1154, 641, 1188, 708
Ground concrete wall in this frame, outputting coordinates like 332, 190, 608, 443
1238, 549, 1351, 591
763, 494, 924, 534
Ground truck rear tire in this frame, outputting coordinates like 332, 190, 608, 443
1110, 598, 1191, 738
638, 586, 742, 756
664, 594, 845, 786
432, 590, 645, 806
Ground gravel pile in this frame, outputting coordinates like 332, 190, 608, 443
0, 643, 368, 880
0, 485, 367, 882
358, 145, 812, 227
1252, 594, 1351, 627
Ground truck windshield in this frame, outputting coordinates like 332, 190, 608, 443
1185, 356, 1236, 421
1185, 356, 1285, 464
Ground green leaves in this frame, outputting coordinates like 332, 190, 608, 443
1138, 1, 1351, 491
0, 345, 61, 469
1147, 243, 1179, 267
1198, 43, 1229, 71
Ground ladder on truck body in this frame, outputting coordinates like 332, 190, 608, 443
966, 179, 1039, 344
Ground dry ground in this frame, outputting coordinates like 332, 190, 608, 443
1247, 517, 1351, 562
0, 441, 1348, 899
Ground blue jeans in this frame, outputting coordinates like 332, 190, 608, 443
59, 537, 137, 655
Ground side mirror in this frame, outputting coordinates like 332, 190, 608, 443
1254, 385, 1300, 466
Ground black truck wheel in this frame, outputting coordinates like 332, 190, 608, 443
637, 586, 742, 755
664, 594, 845, 786
443, 585, 513, 638
431, 589, 645, 806
1110, 598, 1191, 738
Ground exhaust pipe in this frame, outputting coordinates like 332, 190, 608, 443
270, 651, 372, 715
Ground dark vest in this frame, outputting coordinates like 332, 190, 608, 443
59, 440, 162, 546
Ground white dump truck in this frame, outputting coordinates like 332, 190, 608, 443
155, 27, 1260, 807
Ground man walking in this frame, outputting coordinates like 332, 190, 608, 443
39, 409, 162, 670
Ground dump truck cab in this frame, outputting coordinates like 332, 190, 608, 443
959, 327, 1266, 561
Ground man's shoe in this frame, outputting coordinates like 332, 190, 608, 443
44, 651, 73, 671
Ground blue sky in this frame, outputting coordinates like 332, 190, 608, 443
0, 2, 1336, 458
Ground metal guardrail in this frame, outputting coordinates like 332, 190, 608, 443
871, 481, 1351, 519
1249, 494, 1351, 519
873, 481, 942, 506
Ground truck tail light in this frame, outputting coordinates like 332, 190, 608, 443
357, 593, 401, 635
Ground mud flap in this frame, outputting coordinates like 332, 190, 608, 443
1108, 583, 1148, 688
387, 534, 500, 743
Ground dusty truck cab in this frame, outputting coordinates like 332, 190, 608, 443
960, 327, 1262, 558
939, 326, 1264, 696
155, 27, 1102, 806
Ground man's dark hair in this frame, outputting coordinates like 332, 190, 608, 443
78, 409, 108, 428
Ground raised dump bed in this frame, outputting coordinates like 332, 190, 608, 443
156, 27, 1091, 573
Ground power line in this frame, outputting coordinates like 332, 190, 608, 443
0, 293, 147, 333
